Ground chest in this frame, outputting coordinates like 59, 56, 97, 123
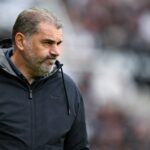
0, 79, 74, 145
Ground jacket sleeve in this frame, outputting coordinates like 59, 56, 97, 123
64, 93, 90, 150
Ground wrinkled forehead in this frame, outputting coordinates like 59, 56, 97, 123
34, 22, 63, 41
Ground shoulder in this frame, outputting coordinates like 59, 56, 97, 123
62, 72, 82, 103
62, 72, 79, 92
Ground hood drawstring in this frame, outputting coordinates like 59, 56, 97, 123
56, 61, 71, 115
60, 67, 71, 115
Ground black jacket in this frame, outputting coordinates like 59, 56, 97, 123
0, 39, 89, 150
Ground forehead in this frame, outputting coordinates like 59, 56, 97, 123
36, 22, 63, 40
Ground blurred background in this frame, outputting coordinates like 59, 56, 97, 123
1, 0, 150, 149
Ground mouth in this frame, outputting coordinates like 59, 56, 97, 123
45, 58, 56, 65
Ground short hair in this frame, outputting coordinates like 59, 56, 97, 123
12, 7, 62, 44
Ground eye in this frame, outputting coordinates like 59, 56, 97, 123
44, 41, 53, 45
57, 41, 62, 45
42, 40, 54, 46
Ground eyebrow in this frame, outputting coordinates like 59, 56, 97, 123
42, 39, 63, 45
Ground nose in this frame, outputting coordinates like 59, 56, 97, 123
50, 45, 60, 57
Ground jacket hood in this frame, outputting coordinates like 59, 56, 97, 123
0, 39, 16, 75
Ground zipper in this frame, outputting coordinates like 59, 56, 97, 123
29, 89, 33, 99
0, 67, 35, 149
28, 87, 34, 150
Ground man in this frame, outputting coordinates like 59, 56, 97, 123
0, 7, 89, 150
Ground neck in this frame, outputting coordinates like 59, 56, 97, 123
11, 51, 34, 84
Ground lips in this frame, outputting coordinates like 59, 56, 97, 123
45, 59, 56, 65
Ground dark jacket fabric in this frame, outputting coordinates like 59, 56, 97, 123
0, 40, 89, 150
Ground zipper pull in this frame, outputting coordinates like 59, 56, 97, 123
29, 90, 33, 99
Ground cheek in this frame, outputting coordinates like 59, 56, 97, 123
30, 45, 46, 58
36, 50, 52, 63
26, 41, 50, 60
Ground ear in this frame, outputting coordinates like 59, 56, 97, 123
15, 32, 26, 51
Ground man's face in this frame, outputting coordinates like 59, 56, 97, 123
22, 22, 63, 77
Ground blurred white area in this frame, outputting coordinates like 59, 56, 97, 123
138, 11, 150, 43
91, 51, 137, 104
0, 0, 34, 30
90, 50, 150, 118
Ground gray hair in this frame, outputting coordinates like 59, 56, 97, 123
12, 7, 62, 44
